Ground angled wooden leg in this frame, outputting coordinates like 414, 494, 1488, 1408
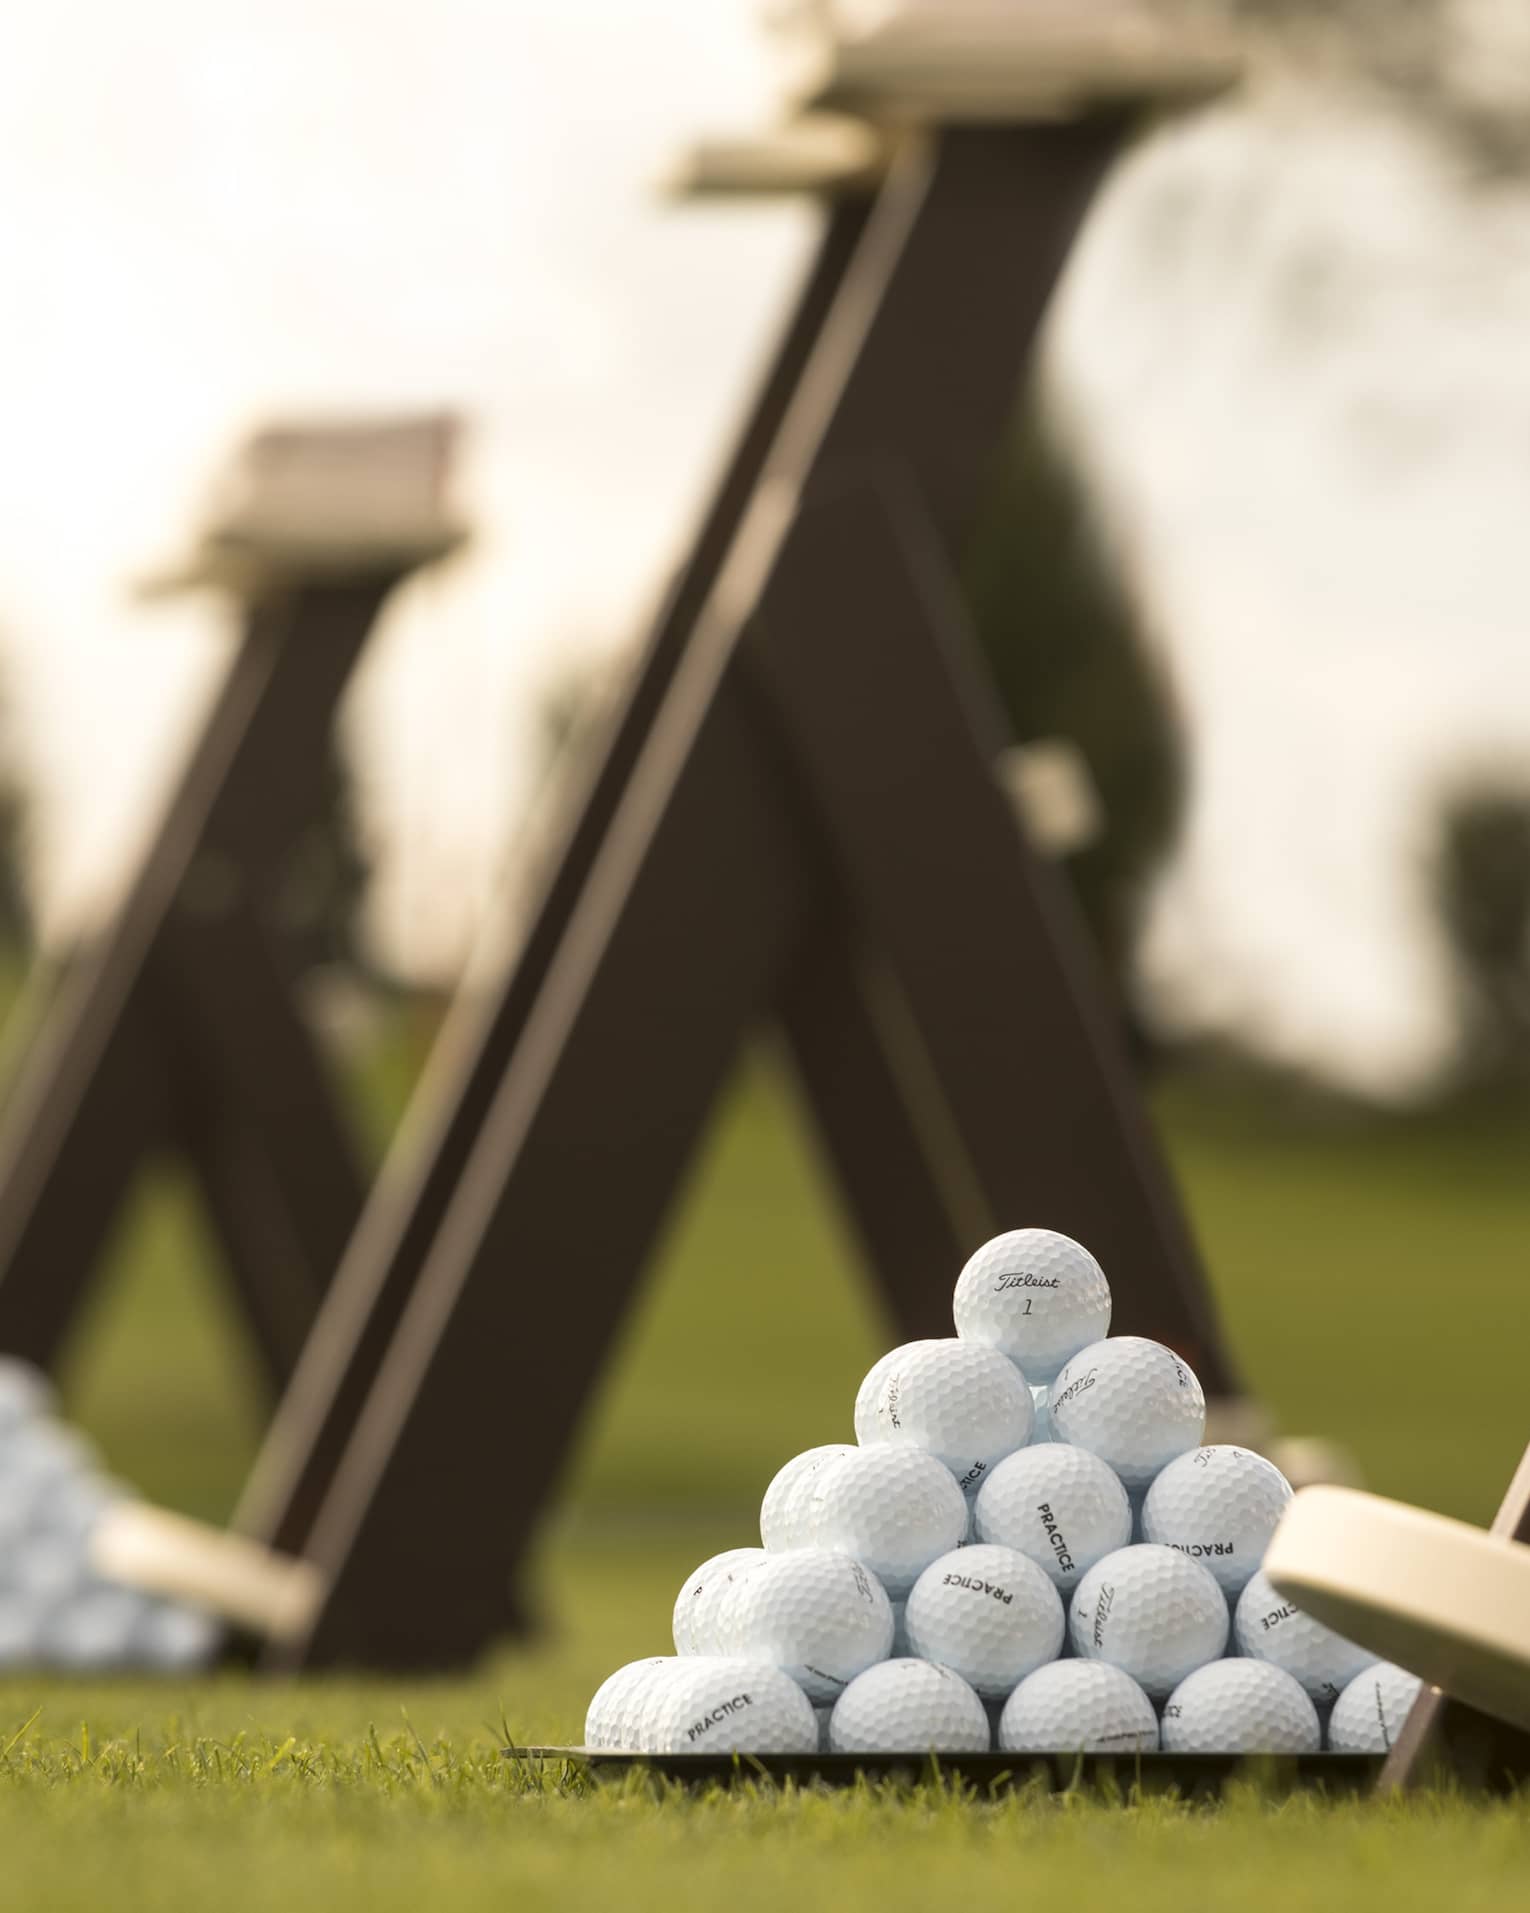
0, 579, 388, 1375
232, 200, 875, 1554
778, 931, 975, 1339
1381, 1445, 1530, 1790
272, 671, 812, 1667
747, 476, 1239, 1394
253, 125, 1242, 1669
150, 904, 369, 1386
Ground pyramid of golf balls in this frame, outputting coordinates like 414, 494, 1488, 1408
586, 1229, 1420, 1757
0, 1357, 221, 1672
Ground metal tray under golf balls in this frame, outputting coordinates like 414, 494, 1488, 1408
510, 1748, 1382, 1793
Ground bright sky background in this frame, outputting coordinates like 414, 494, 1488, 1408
3, 2, 1530, 1097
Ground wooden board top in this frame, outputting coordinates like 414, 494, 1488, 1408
140, 412, 469, 598
661, 114, 890, 199
768, 0, 1243, 123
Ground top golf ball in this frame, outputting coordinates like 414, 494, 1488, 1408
854, 1339, 1033, 1498
1049, 1337, 1205, 1492
952, 1229, 1111, 1383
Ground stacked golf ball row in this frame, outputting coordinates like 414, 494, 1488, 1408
586, 1229, 1417, 1756
0, 1357, 220, 1672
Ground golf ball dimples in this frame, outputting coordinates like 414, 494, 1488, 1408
998, 1660, 1159, 1753
42, 1587, 152, 1671
132, 1600, 221, 1672
854, 1339, 1033, 1497
903, 1543, 1064, 1699
585, 1656, 670, 1747
1140, 1445, 1293, 1596
0, 1358, 52, 1434
807, 1447, 968, 1598
829, 1659, 990, 1753
1050, 1337, 1205, 1492
629, 1661, 694, 1751
952, 1229, 1112, 1384
760, 1445, 856, 1552
973, 1443, 1132, 1593
672, 1547, 767, 1654
1069, 1543, 1228, 1700
650, 1657, 818, 1755
853, 1343, 938, 1432
728, 1549, 894, 1703
1327, 1662, 1423, 1753
1233, 1569, 1377, 1704
1161, 1660, 1321, 1754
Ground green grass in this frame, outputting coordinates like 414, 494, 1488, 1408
0, 1733, 1527, 1913
4, 999, 1530, 1907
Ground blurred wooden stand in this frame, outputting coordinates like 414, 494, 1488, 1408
0, 417, 464, 1388
3, 3, 1272, 1674
223, 4, 1256, 1670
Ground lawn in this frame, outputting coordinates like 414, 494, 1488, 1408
2, 1018, 1529, 1907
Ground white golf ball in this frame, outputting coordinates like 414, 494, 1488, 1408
1140, 1446, 1293, 1596
1161, 1659, 1321, 1754
9, 1535, 84, 1604
622, 1659, 689, 1751
728, 1550, 894, 1704
0, 1473, 48, 1545
829, 1659, 990, 1753
42, 1587, 149, 1670
953, 1229, 1112, 1383
973, 1443, 1132, 1594
853, 1344, 939, 1431
998, 1659, 1159, 1754
37, 1473, 118, 1543
854, 1339, 1033, 1496
0, 1359, 53, 1433
760, 1446, 856, 1552
1327, 1662, 1423, 1753
672, 1548, 767, 1654
1069, 1544, 1228, 1700
1234, 1570, 1377, 1704
586, 1657, 670, 1748
1030, 1387, 1051, 1444
7, 1420, 98, 1487
0, 1593, 43, 1665
903, 1544, 1064, 1699
1050, 1338, 1205, 1492
132, 1600, 221, 1672
806, 1447, 968, 1598
649, 1657, 818, 1755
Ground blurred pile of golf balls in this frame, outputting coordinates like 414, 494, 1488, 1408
586, 1228, 1419, 1757
0, 1357, 220, 1672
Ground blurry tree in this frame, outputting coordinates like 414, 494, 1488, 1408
1432, 785, 1530, 1086
962, 391, 1187, 996
1214, 0, 1530, 174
